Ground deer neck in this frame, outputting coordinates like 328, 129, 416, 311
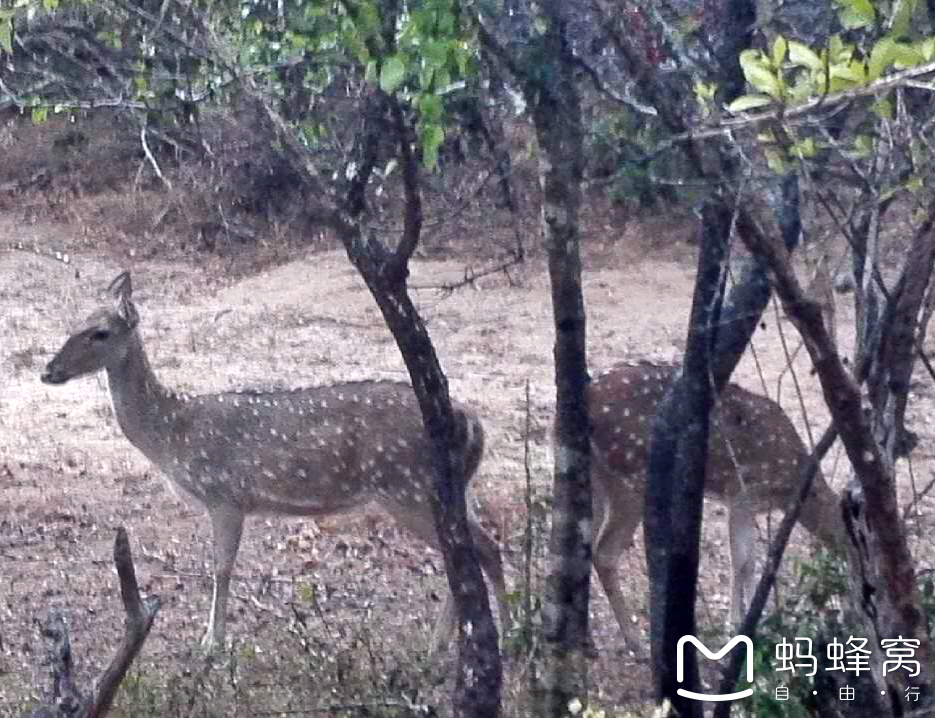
105, 330, 180, 458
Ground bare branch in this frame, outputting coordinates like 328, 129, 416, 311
84, 528, 160, 718
385, 95, 423, 280
410, 251, 525, 294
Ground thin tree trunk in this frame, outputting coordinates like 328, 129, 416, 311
528, 2, 591, 713
332, 93, 503, 718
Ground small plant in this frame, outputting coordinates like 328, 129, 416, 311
736, 550, 848, 718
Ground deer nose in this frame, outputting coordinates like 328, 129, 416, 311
40, 364, 65, 385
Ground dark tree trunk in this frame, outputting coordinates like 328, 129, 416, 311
646, 202, 729, 717
357, 279, 503, 718
332, 93, 503, 718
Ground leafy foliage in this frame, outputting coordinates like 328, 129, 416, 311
729, 3, 935, 115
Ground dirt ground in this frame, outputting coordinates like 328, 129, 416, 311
2, 205, 935, 716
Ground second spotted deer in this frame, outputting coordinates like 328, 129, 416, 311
587, 361, 846, 646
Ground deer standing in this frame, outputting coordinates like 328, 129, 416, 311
41, 271, 508, 650
587, 361, 846, 646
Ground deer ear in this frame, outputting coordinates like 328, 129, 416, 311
107, 271, 139, 328
107, 270, 132, 301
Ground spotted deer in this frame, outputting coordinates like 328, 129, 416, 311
587, 361, 846, 646
40, 270, 508, 650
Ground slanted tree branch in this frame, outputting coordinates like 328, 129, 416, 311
739, 219, 935, 706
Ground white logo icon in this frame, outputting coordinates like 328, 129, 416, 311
676, 635, 754, 702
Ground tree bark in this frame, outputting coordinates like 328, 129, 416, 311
647, 202, 729, 717
334, 93, 503, 718
526, 3, 592, 713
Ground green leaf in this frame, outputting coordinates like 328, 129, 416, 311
790, 137, 817, 158
852, 134, 873, 156
868, 37, 897, 81
424, 40, 449, 70
0, 16, 11, 55
379, 55, 406, 93
788, 41, 822, 70
694, 81, 716, 101
420, 124, 445, 170
727, 94, 773, 113
835, 0, 876, 29
828, 59, 866, 90
866, 37, 920, 81
418, 94, 443, 124
788, 78, 814, 103
739, 50, 782, 98
917, 38, 935, 61
891, 42, 924, 68
829, 35, 846, 61
31, 106, 48, 124
890, 0, 918, 39
771, 36, 788, 68
765, 148, 787, 173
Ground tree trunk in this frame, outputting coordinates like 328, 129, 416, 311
647, 202, 729, 717
527, 2, 591, 714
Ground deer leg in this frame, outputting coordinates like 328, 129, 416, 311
469, 516, 509, 637
592, 485, 643, 649
728, 497, 757, 631
383, 499, 506, 655
202, 504, 245, 652
381, 500, 458, 652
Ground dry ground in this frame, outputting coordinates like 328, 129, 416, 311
2, 210, 935, 716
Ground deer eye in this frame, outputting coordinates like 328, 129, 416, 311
90, 329, 111, 342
